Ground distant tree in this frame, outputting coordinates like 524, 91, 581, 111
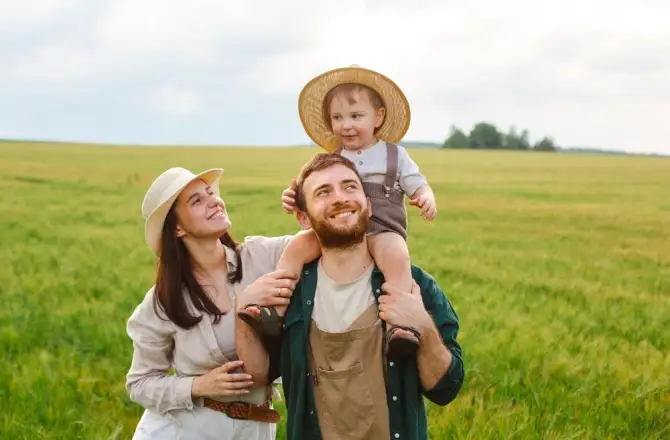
468, 122, 503, 149
440, 121, 558, 152
519, 129, 531, 150
503, 126, 531, 150
533, 137, 557, 152
440, 122, 558, 152
442, 125, 469, 149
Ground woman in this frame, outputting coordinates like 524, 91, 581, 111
125, 166, 318, 440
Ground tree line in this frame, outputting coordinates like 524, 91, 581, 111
442, 122, 558, 151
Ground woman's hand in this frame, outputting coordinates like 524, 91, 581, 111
235, 269, 297, 313
191, 360, 254, 398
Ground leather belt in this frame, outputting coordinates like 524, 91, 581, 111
202, 397, 280, 423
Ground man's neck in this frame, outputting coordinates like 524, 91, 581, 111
320, 240, 374, 283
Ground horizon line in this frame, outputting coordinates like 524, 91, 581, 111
0, 137, 668, 158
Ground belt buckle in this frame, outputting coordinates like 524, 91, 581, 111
225, 401, 252, 420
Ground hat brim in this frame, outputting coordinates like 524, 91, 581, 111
145, 168, 223, 257
298, 66, 411, 152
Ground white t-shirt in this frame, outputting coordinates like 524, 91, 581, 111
311, 259, 376, 333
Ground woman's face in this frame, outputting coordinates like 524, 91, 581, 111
174, 178, 231, 241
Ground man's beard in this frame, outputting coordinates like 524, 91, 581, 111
307, 201, 369, 250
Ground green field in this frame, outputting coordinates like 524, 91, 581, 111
1, 141, 669, 439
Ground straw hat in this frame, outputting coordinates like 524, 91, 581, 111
298, 65, 411, 152
141, 167, 223, 256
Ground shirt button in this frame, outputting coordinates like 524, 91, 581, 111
357, 150, 361, 155
306, 300, 312, 305
358, 161, 363, 165
395, 434, 400, 438
389, 361, 394, 366
304, 270, 309, 275
376, 289, 380, 293
393, 396, 397, 401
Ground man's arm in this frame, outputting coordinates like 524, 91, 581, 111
416, 317, 453, 390
380, 270, 465, 405
415, 270, 465, 405
235, 231, 319, 387
235, 314, 274, 387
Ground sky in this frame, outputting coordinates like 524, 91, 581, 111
1, 0, 669, 155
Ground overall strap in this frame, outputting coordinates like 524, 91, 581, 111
384, 142, 399, 194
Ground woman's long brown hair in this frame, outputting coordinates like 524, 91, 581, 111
152, 203, 243, 330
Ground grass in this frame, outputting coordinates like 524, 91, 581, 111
1, 141, 669, 439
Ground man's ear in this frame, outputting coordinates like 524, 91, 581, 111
366, 197, 372, 218
296, 210, 313, 230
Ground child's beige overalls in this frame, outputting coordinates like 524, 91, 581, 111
336, 141, 408, 240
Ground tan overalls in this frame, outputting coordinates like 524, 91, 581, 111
307, 304, 390, 440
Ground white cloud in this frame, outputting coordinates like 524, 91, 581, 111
0, 0, 669, 153
141, 81, 202, 117
0, 0, 86, 37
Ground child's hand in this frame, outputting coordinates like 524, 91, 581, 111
281, 179, 298, 213
409, 186, 437, 221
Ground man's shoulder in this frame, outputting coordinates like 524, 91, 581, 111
410, 264, 438, 287
371, 263, 441, 295
409, 264, 452, 304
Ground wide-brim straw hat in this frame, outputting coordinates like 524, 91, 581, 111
298, 65, 411, 152
141, 167, 223, 256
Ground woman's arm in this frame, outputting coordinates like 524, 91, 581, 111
235, 230, 321, 386
125, 288, 198, 414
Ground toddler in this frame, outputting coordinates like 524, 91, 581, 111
239, 66, 437, 359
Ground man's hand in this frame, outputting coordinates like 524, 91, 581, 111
281, 179, 298, 213
382, 280, 458, 394
409, 185, 437, 221
378, 281, 432, 333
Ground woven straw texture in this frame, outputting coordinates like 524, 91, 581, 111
298, 66, 411, 152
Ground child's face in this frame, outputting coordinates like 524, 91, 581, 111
328, 89, 385, 151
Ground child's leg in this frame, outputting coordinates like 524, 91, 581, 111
367, 232, 420, 359
238, 229, 322, 336
368, 231, 412, 291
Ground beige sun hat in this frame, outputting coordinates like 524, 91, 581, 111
141, 166, 224, 256
298, 65, 411, 152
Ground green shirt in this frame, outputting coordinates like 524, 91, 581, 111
268, 260, 465, 440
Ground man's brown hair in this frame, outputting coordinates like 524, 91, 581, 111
294, 153, 365, 212
321, 83, 386, 132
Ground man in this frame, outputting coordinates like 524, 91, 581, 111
236, 153, 464, 440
